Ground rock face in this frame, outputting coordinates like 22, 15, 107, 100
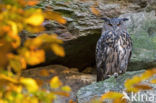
30, 0, 156, 71
22, 65, 96, 103
77, 70, 156, 103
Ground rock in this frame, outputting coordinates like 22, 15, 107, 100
25, 0, 156, 71
22, 65, 96, 103
77, 70, 156, 103
120, 11, 156, 70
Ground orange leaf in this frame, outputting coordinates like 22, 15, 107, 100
51, 44, 65, 57
90, 6, 100, 16
24, 49, 45, 65
35, 78, 44, 86
39, 69, 50, 76
52, 91, 70, 97
27, 0, 39, 6
44, 11, 66, 24
134, 84, 153, 90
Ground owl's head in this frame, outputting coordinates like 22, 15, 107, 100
102, 17, 128, 32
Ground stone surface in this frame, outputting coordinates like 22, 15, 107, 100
77, 70, 156, 103
22, 65, 96, 103
120, 11, 156, 70
26, 0, 156, 71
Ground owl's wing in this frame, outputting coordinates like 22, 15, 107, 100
96, 31, 115, 81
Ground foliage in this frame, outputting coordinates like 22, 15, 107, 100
0, 0, 71, 103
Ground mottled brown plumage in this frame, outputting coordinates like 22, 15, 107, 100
96, 18, 132, 81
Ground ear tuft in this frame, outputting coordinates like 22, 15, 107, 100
122, 18, 129, 21
101, 17, 110, 22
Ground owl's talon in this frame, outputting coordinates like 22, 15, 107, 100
114, 73, 118, 78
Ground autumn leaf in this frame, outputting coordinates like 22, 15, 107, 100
44, 11, 66, 24
8, 21, 18, 38
61, 86, 71, 92
39, 69, 50, 76
150, 79, 156, 84
90, 6, 100, 16
8, 54, 26, 72
52, 91, 70, 97
125, 69, 156, 93
51, 44, 65, 57
101, 91, 124, 101
25, 9, 44, 26
0, 74, 17, 83
134, 84, 153, 90
24, 49, 45, 65
50, 76, 62, 89
35, 78, 44, 86
27, 0, 39, 6
124, 76, 142, 92
20, 77, 39, 92
24, 37, 42, 49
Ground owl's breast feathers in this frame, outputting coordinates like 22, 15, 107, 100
96, 31, 132, 81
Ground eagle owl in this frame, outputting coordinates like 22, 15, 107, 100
96, 17, 132, 82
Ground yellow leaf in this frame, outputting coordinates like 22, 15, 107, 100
61, 86, 71, 92
8, 54, 26, 72
25, 9, 44, 26
52, 91, 70, 97
141, 69, 156, 80
25, 37, 42, 49
0, 74, 17, 83
51, 44, 65, 57
7, 21, 21, 48
50, 76, 62, 89
125, 69, 156, 93
124, 76, 141, 93
150, 79, 156, 84
11, 35, 21, 48
9, 83, 22, 93
101, 91, 123, 101
8, 21, 18, 38
24, 49, 45, 65
20, 77, 39, 92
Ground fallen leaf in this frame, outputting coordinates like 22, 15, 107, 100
90, 6, 100, 16
101, 91, 124, 101
134, 84, 153, 90
150, 79, 156, 84
61, 86, 71, 92
51, 44, 65, 57
20, 77, 39, 92
50, 76, 62, 89
25, 9, 44, 26
39, 69, 50, 76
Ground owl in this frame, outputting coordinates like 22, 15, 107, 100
96, 17, 132, 82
